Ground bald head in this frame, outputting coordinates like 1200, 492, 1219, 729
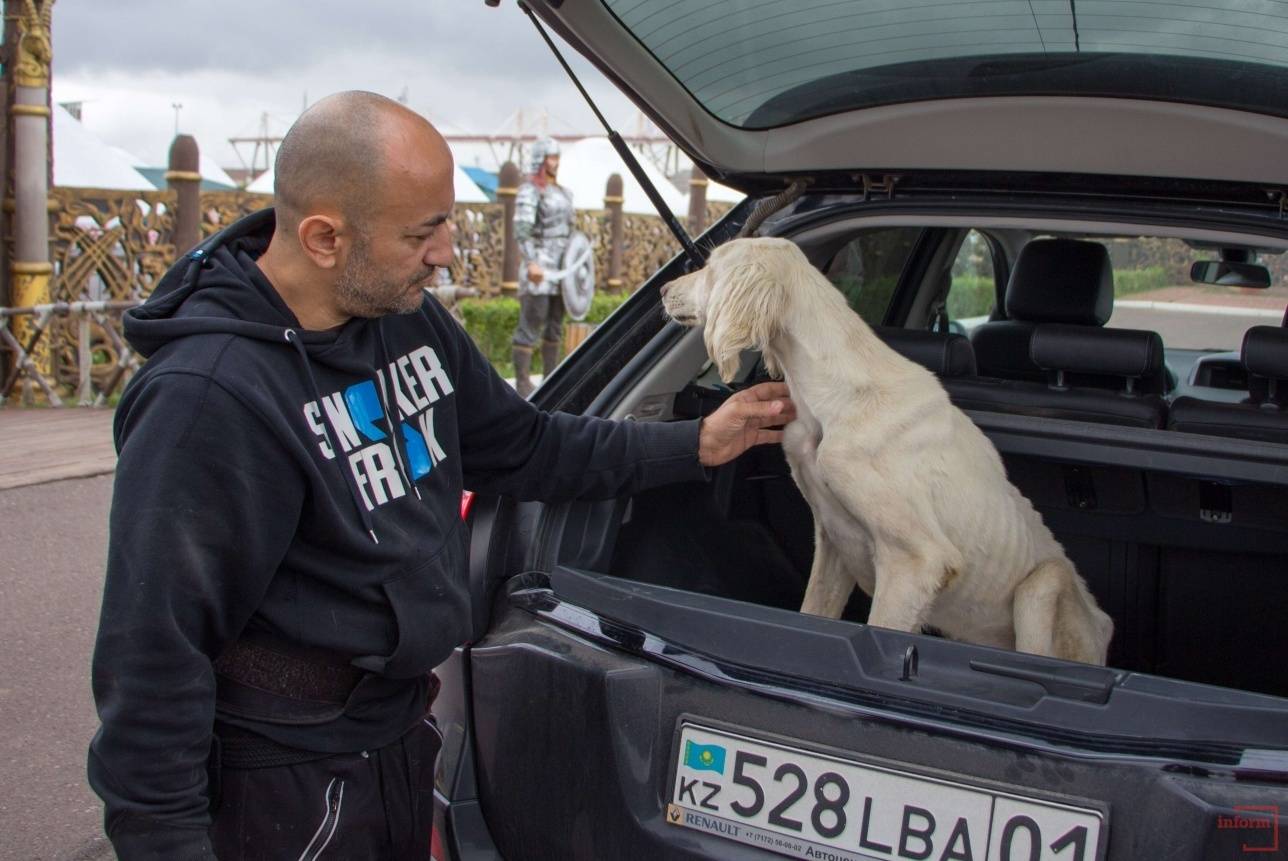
273, 90, 447, 234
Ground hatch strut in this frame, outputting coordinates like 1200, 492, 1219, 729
521, 4, 708, 268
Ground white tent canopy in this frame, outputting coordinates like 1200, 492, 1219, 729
245, 163, 488, 203
198, 152, 237, 189
112, 141, 238, 190
701, 178, 746, 203
452, 163, 489, 203
53, 105, 154, 191
245, 168, 274, 194
556, 136, 686, 215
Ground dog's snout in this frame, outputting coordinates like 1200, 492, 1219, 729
660, 281, 672, 300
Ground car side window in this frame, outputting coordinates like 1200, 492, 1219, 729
944, 230, 998, 332
824, 227, 922, 324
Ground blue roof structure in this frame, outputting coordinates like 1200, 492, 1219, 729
462, 166, 497, 202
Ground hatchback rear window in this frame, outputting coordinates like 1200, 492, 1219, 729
602, 0, 1288, 128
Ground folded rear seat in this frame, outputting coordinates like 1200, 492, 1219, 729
1168, 326, 1288, 444
948, 324, 1169, 428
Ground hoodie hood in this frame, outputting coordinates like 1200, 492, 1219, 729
124, 208, 305, 358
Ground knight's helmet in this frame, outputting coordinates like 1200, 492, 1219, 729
528, 136, 560, 175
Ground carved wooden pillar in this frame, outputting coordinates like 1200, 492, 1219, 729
605, 173, 624, 293
497, 160, 520, 295
687, 164, 708, 236
167, 134, 201, 255
8, 0, 54, 378
0, 2, 13, 317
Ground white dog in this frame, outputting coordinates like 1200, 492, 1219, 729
662, 237, 1113, 665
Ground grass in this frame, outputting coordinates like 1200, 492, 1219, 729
948, 275, 996, 320
1113, 266, 1169, 297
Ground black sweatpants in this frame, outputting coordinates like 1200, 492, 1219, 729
209, 718, 442, 860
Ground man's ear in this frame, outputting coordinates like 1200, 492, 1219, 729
297, 215, 344, 270
703, 259, 785, 383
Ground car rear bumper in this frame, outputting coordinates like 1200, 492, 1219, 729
445, 587, 1286, 860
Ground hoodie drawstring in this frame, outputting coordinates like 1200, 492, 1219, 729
374, 321, 422, 501
285, 329, 382, 544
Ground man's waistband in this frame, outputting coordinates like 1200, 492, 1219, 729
213, 636, 364, 706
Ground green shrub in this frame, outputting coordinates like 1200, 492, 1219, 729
947, 275, 996, 320
830, 274, 899, 324
458, 291, 632, 378
1114, 266, 1168, 296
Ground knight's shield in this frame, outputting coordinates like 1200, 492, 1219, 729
558, 231, 596, 321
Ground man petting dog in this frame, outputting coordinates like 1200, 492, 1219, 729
88, 91, 792, 860
662, 237, 1112, 666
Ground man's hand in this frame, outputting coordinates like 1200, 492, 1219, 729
526, 262, 544, 284
698, 381, 796, 467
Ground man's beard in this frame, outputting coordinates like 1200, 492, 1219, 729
334, 234, 433, 319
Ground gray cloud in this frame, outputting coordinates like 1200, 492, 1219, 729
49, 0, 651, 168
55, 0, 556, 79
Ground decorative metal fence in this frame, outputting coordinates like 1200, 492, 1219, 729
2, 185, 733, 406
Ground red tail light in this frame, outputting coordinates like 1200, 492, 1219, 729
459, 490, 476, 520
429, 823, 444, 861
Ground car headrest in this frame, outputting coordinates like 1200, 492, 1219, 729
1031, 324, 1164, 393
1005, 238, 1114, 325
875, 327, 977, 377
1243, 326, 1288, 380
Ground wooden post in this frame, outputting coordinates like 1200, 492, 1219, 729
497, 160, 520, 295
687, 164, 708, 236
605, 173, 624, 293
8, 0, 55, 389
166, 134, 202, 255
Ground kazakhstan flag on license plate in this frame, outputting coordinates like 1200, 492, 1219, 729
683, 740, 727, 774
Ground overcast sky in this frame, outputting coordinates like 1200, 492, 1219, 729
50, 0, 641, 171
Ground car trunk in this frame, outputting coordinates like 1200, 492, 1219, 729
533, 183, 1288, 705
447, 193, 1288, 859
459, 392, 1288, 860
599, 421, 1288, 699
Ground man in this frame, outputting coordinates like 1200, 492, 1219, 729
88, 91, 793, 859
511, 136, 574, 397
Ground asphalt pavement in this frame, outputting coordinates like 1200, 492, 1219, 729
0, 474, 113, 861
1109, 302, 1282, 351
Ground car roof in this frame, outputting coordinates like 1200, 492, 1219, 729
532, 1, 1288, 186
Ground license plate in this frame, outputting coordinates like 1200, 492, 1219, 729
667, 723, 1106, 861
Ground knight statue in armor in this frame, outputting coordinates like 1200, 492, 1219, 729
511, 137, 575, 397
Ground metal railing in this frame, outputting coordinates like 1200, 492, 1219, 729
0, 300, 141, 406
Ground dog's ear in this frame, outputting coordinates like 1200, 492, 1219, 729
703, 255, 787, 383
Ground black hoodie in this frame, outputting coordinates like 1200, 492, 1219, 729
89, 209, 706, 858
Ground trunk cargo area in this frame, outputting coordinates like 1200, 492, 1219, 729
605, 432, 1288, 700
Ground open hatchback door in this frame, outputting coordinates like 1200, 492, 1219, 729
427, 4, 1288, 860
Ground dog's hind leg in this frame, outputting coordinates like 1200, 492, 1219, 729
800, 526, 856, 619
1011, 559, 1070, 659
866, 543, 959, 633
